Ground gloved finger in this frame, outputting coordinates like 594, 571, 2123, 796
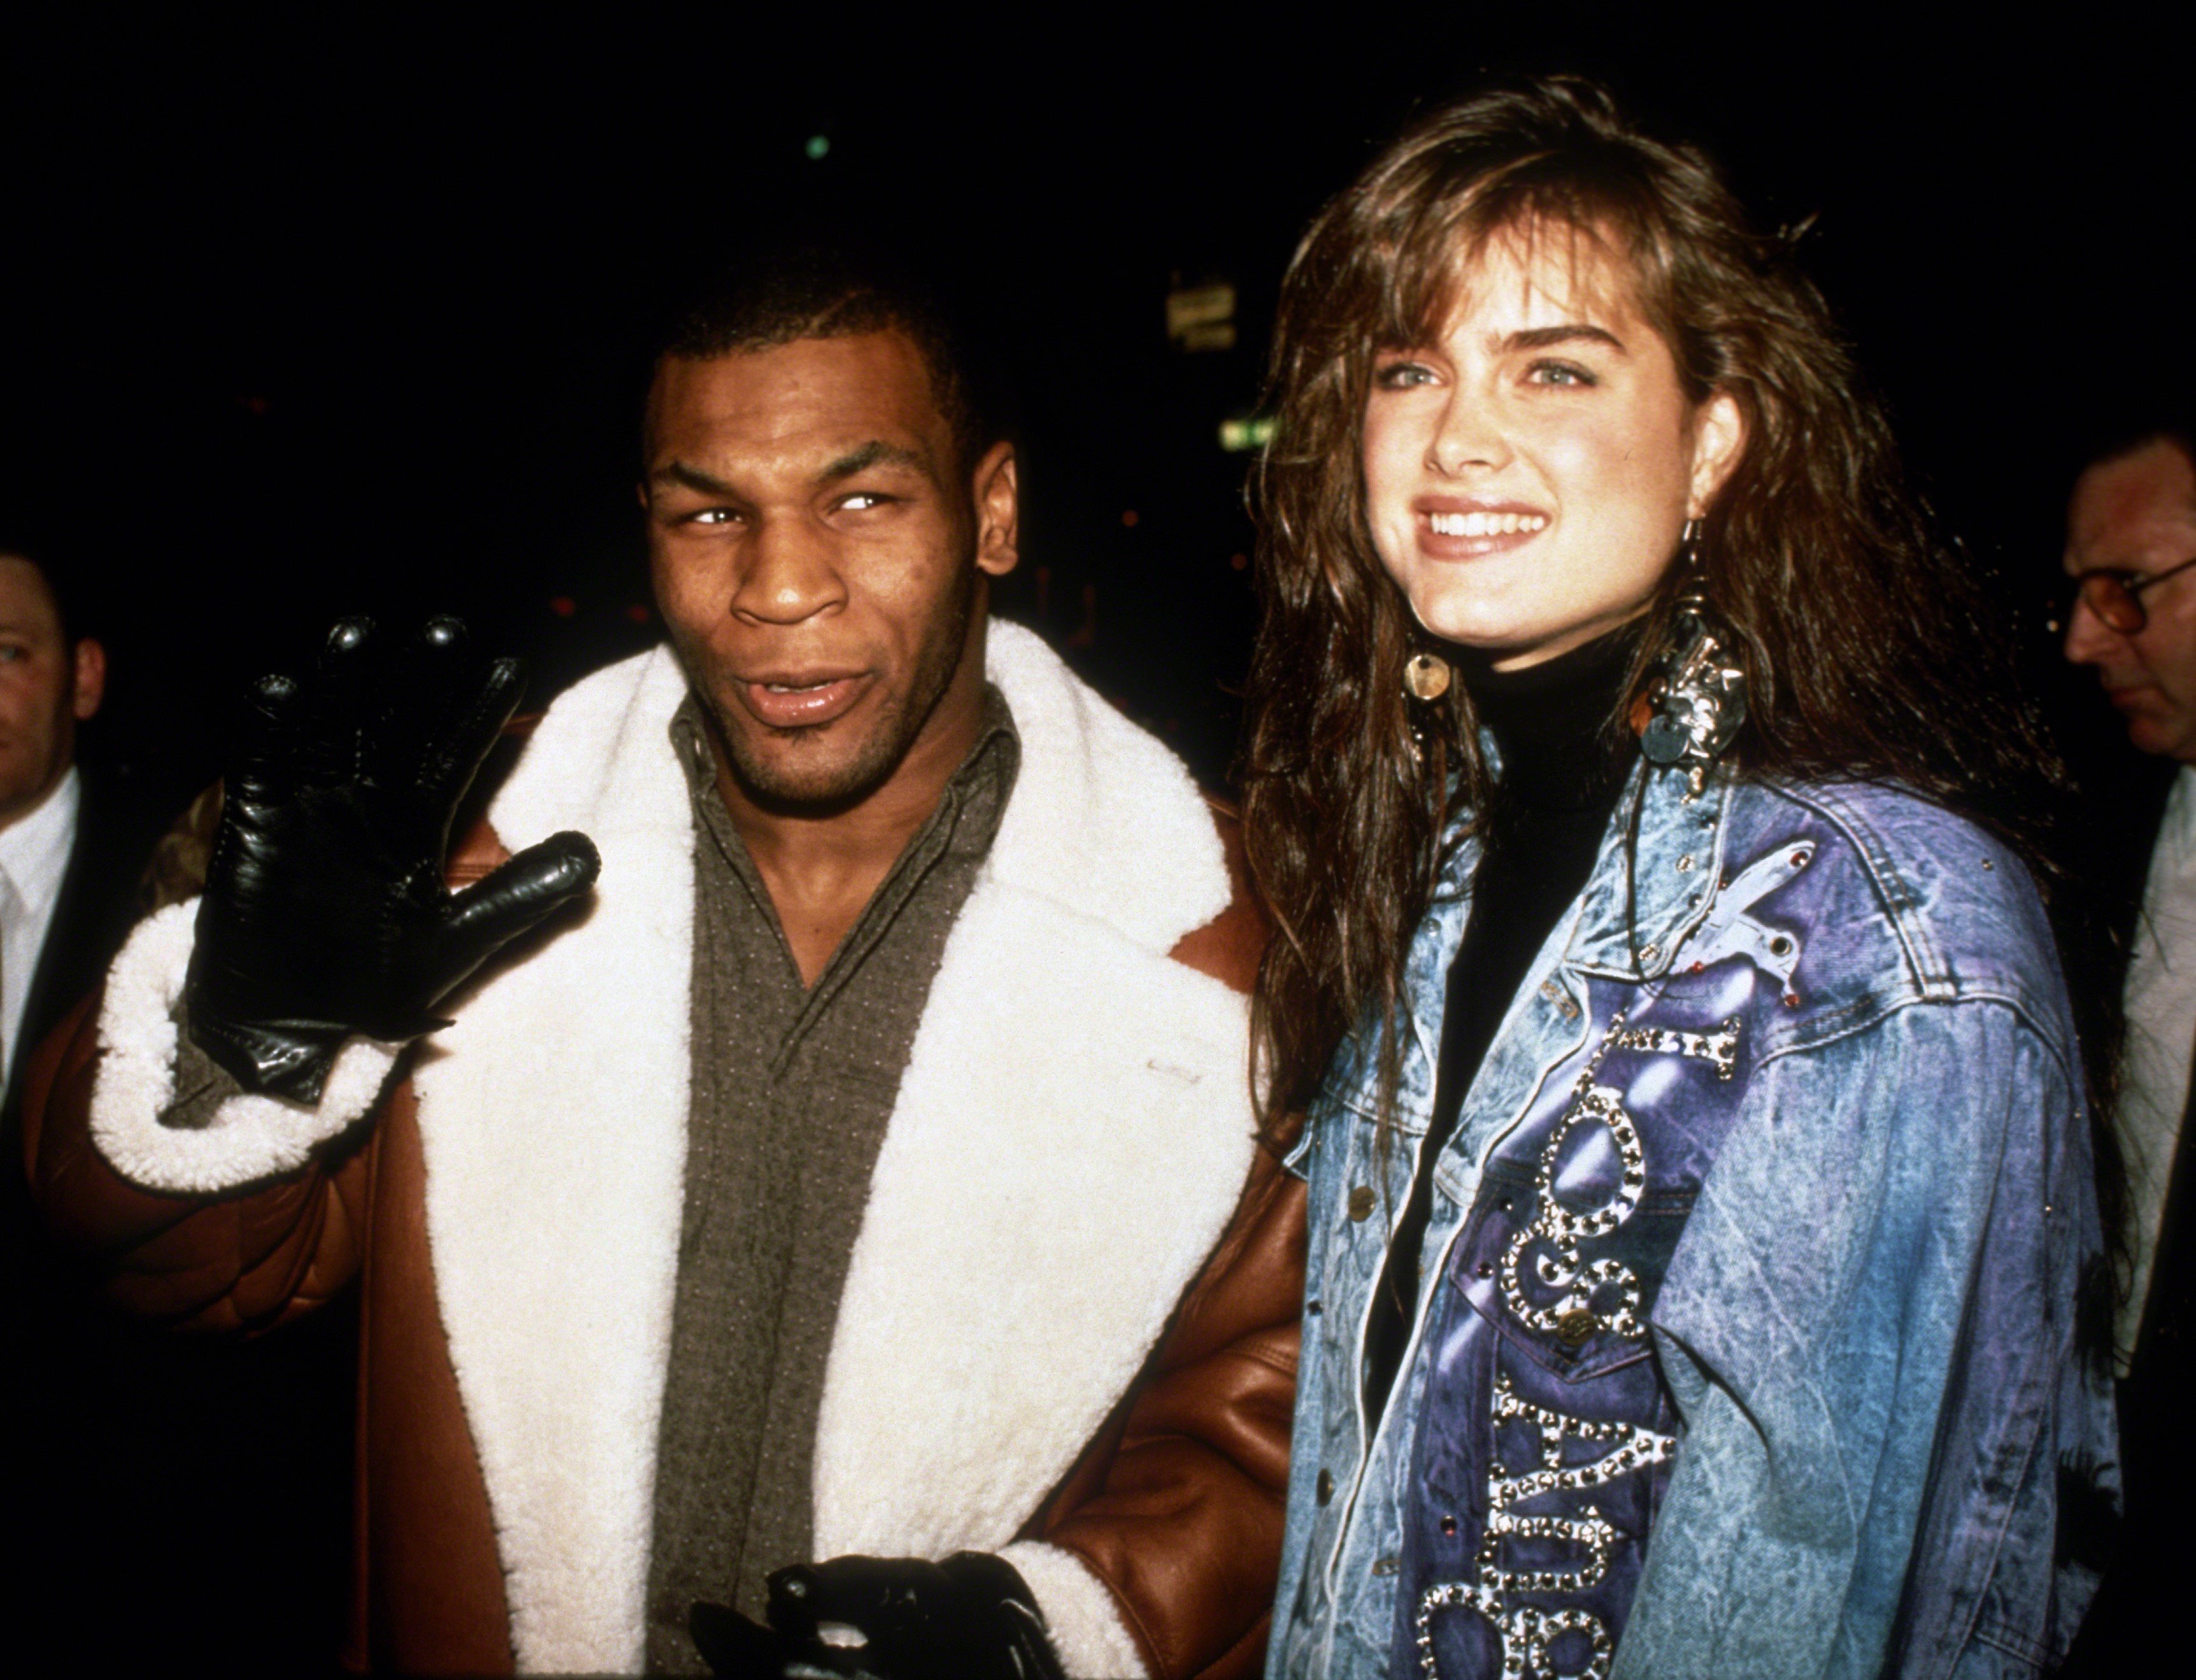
414, 653, 527, 826
378, 615, 480, 788
427, 830, 601, 1002
688, 1600, 792, 1677
768, 1559, 902, 1639
996, 1600, 1062, 1680
294, 616, 378, 788
230, 673, 304, 804
939, 1553, 1064, 1680
688, 1604, 882, 1680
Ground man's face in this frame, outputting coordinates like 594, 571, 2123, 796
643, 331, 1016, 808
2064, 438, 2196, 762
0, 557, 101, 827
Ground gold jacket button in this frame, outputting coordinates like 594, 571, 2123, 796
1556, 1309, 1598, 1348
1346, 1185, 1376, 1221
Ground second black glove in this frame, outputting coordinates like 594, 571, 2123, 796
689, 1552, 1067, 1680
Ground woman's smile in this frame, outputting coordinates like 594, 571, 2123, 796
1416, 497, 1551, 556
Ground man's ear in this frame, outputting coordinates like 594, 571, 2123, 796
973, 442, 1018, 578
71, 637, 105, 722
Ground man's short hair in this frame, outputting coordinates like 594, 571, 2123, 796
0, 532, 89, 646
654, 243, 1005, 476
2077, 416, 2196, 481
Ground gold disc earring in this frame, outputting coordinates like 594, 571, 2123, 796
1403, 651, 1451, 702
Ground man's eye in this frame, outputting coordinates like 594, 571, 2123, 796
683, 508, 740, 527
837, 492, 895, 512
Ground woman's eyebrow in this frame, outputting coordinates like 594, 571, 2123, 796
1501, 323, 1627, 353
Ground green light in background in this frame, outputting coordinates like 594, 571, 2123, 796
1219, 415, 1276, 453
804, 134, 831, 160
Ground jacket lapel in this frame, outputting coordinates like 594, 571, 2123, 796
411, 644, 697, 1675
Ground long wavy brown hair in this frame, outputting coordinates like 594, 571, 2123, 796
1241, 76, 2121, 1284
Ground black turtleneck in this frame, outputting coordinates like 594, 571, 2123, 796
1362, 622, 1642, 1427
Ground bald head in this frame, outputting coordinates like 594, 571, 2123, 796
0, 555, 105, 828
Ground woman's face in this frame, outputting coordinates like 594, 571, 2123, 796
1362, 224, 1744, 670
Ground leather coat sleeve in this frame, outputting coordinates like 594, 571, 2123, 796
20, 803, 513, 1334
1022, 804, 1307, 1680
24, 995, 375, 1333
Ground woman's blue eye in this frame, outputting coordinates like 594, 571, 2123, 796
1530, 360, 1595, 387
1376, 362, 1436, 388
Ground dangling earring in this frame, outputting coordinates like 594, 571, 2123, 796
1402, 651, 1451, 703
1637, 518, 1748, 799
1402, 650, 1450, 766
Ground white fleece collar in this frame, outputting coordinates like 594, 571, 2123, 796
975, 621, 1229, 948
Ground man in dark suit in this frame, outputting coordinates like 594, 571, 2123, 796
0, 550, 113, 1116
0, 548, 157, 1139
2060, 425, 2196, 1669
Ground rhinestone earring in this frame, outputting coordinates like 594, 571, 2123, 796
1637, 520, 1748, 798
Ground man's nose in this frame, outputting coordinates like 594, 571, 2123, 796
731, 517, 846, 627
2062, 592, 2121, 667
1426, 387, 1512, 476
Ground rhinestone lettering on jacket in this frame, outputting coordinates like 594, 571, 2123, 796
1497, 1020, 1646, 1342
1413, 1365, 1679, 1680
1414, 1014, 1686, 1679
1608, 1018, 1739, 1081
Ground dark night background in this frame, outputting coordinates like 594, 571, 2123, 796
3, 6, 2192, 1672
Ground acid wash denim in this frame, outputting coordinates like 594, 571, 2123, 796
1266, 764, 2117, 1680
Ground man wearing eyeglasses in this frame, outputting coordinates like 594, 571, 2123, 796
2060, 422, 2196, 1675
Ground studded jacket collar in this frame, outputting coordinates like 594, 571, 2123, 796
1267, 762, 2116, 1680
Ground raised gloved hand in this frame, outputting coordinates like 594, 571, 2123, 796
186, 616, 600, 1100
689, 1553, 1066, 1680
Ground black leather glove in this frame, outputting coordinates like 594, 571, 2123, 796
689, 1553, 1067, 1680
186, 616, 600, 1100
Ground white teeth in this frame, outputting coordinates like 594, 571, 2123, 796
1427, 510, 1548, 537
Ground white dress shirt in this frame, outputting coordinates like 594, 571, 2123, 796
0, 764, 82, 1093
2119, 764, 2196, 1365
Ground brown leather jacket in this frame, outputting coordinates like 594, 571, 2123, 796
27, 797, 1302, 1679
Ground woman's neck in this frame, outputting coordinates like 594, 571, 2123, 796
1453, 621, 1643, 814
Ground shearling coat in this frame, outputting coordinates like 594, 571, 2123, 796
28, 623, 1303, 1678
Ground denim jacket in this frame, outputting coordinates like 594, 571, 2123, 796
1267, 763, 2116, 1680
